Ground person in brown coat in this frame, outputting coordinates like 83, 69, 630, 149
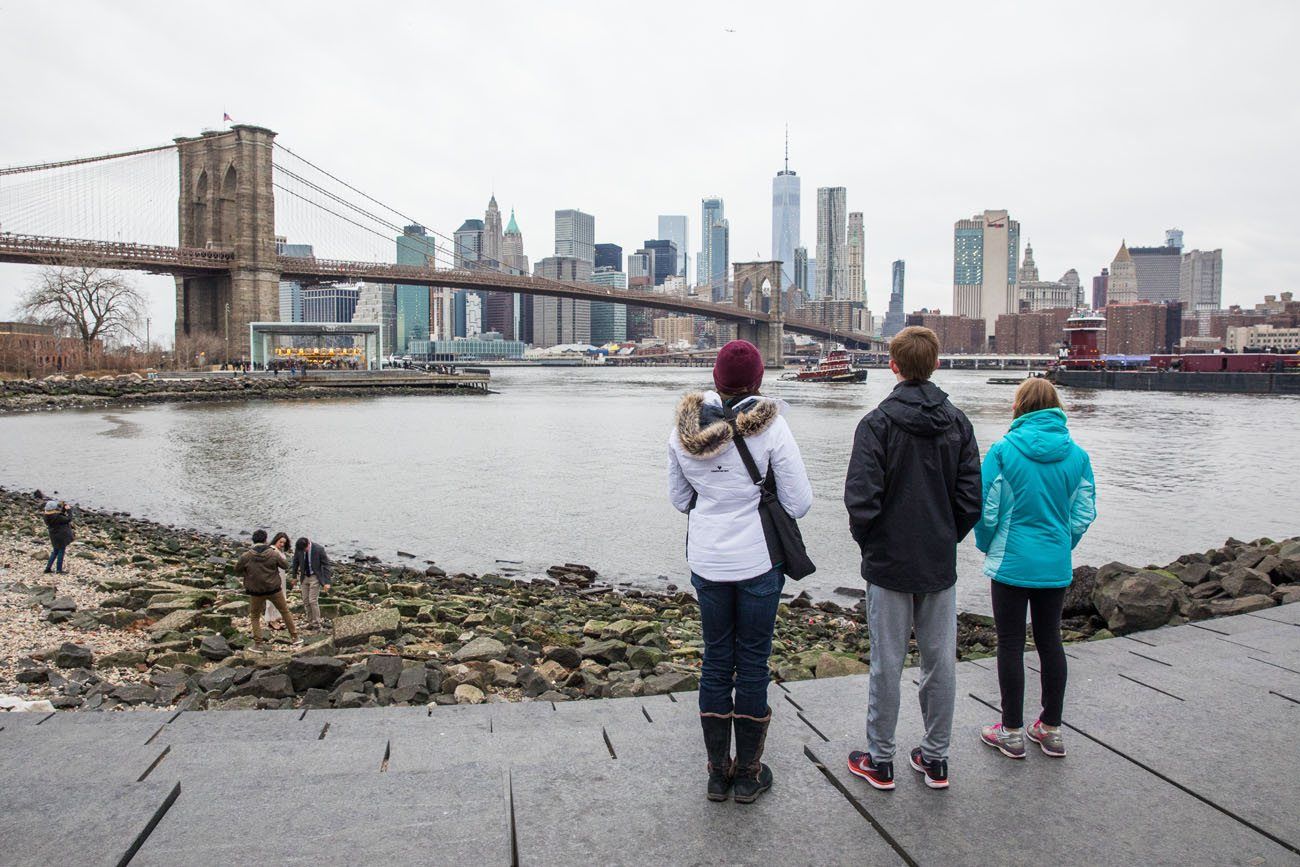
235, 529, 299, 646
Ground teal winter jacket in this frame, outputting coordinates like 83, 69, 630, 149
974, 408, 1096, 588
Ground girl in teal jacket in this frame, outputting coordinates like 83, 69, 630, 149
975, 378, 1096, 760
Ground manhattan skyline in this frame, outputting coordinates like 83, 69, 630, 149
1, 0, 1297, 340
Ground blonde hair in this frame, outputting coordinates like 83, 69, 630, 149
1013, 377, 1063, 418
889, 326, 940, 381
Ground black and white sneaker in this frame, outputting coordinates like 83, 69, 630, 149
908, 747, 949, 789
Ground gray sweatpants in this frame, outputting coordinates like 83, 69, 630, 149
866, 583, 957, 763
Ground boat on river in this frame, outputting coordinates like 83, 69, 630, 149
781, 349, 867, 383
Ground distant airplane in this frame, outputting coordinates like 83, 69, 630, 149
724, 28, 736, 33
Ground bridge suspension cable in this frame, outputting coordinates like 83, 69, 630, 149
0, 141, 184, 177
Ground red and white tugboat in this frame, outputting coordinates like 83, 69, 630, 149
782, 349, 868, 383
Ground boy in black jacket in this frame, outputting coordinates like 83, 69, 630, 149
843, 326, 982, 791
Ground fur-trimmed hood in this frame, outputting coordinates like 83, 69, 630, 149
674, 391, 780, 459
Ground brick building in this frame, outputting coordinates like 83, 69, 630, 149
994, 308, 1074, 354
1104, 303, 1167, 355
903, 312, 985, 353
0, 322, 97, 373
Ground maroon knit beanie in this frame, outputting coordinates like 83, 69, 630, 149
713, 340, 765, 395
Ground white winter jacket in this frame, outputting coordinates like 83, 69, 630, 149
667, 391, 813, 582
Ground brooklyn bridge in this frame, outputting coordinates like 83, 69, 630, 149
0, 125, 886, 364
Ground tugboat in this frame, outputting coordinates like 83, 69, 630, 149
782, 349, 868, 383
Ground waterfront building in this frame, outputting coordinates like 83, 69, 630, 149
1105, 301, 1168, 355
479, 196, 517, 339
816, 186, 847, 299
657, 216, 689, 282
771, 135, 800, 290
644, 239, 679, 287
595, 243, 622, 272
533, 256, 593, 346
904, 311, 985, 354
0, 321, 95, 372
883, 260, 906, 338
653, 315, 697, 347
302, 284, 359, 324
800, 299, 865, 334
1226, 324, 1300, 353
698, 197, 724, 293
409, 336, 526, 361
352, 282, 397, 356
1107, 242, 1139, 304
1092, 268, 1109, 310
846, 212, 866, 305
1180, 248, 1223, 312
994, 308, 1074, 354
555, 209, 596, 265
952, 209, 1020, 342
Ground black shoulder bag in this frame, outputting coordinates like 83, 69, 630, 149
727, 416, 816, 580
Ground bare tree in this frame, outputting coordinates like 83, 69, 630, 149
20, 262, 147, 357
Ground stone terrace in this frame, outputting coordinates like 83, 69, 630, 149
1, 604, 1297, 866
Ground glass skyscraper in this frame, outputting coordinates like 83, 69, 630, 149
816, 187, 847, 300
657, 216, 689, 283
698, 197, 724, 293
395, 225, 435, 352
772, 146, 800, 291
707, 221, 729, 302
555, 209, 595, 264
884, 260, 906, 338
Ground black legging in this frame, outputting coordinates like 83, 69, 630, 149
991, 581, 1067, 728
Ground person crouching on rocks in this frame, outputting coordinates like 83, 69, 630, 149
668, 339, 813, 804
235, 529, 299, 648
42, 500, 74, 574
976, 377, 1096, 760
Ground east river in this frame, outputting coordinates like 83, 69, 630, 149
1, 368, 1295, 612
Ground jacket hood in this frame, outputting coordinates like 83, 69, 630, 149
878, 380, 959, 437
674, 391, 779, 458
248, 543, 281, 562
1004, 408, 1073, 463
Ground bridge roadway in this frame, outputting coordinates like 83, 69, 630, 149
0, 604, 1296, 865
0, 233, 886, 351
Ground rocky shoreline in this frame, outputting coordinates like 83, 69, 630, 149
0, 486, 1295, 714
0, 372, 487, 414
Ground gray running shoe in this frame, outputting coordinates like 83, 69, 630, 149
980, 723, 1026, 759
1027, 720, 1066, 757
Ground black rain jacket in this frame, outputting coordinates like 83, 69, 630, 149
844, 379, 982, 593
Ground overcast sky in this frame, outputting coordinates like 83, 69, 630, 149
2, 0, 1297, 342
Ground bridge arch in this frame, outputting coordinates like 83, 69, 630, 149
192, 170, 209, 247
219, 163, 237, 246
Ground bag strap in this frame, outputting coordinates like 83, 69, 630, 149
725, 414, 764, 487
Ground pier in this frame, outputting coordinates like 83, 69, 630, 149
1, 603, 1296, 865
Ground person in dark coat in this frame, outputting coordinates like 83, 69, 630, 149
235, 530, 299, 646
42, 500, 74, 574
291, 537, 332, 631
843, 326, 982, 793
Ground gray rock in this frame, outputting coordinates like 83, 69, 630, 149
48, 596, 77, 612
578, 639, 628, 665
1221, 567, 1274, 599
627, 646, 665, 670
332, 608, 401, 647
1271, 585, 1300, 605
15, 662, 49, 684
1063, 566, 1099, 617
544, 646, 582, 669
1171, 562, 1212, 586
1092, 569, 1191, 634
1197, 594, 1276, 617
365, 654, 405, 687
148, 609, 200, 640
198, 635, 232, 661
453, 637, 507, 663
287, 656, 345, 692
641, 671, 699, 695
111, 683, 158, 704
53, 643, 94, 669
198, 666, 238, 693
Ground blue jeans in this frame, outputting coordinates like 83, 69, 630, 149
46, 546, 66, 572
692, 567, 784, 719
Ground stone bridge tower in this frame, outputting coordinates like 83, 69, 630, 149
732, 260, 785, 367
174, 125, 280, 361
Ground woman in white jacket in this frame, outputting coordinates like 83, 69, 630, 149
668, 340, 813, 805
